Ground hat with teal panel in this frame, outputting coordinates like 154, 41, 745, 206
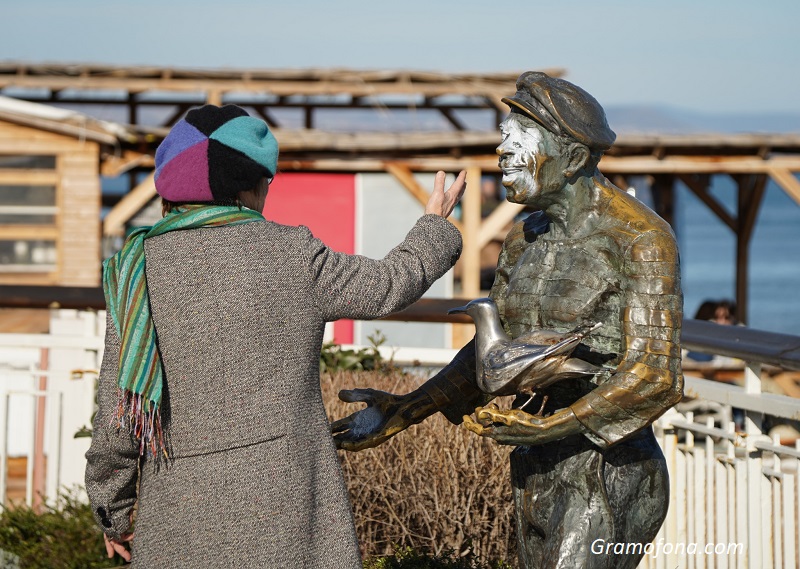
155, 104, 279, 202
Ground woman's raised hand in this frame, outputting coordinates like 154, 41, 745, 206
425, 170, 467, 218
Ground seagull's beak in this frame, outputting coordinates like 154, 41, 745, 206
448, 305, 469, 315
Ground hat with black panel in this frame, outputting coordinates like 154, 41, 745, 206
154, 104, 279, 203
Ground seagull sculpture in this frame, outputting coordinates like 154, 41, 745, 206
449, 298, 601, 411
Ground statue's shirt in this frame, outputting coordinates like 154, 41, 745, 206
490, 182, 683, 447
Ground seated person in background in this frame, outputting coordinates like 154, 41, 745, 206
684, 299, 738, 364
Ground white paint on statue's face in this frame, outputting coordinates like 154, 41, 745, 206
496, 114, 564, 206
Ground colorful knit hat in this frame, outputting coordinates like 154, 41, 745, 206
155, 105, 279, 202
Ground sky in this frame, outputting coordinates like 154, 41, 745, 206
2, 0, 799, 115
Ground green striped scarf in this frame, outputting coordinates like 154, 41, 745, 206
102, 204, 264, 457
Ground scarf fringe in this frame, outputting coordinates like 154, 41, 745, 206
112, 389, 168, 459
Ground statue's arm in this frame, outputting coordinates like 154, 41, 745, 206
569, 230, 684, 448
333, 341, 490, 450
332, 220, 534, 450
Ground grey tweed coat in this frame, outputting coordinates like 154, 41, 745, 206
85, 214, 462, 568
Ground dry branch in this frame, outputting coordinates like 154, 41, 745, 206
321, 370, 518, 565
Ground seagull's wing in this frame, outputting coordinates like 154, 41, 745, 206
537, 322, 602, 358
481, 342, 552, 395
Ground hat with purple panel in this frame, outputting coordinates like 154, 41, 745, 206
154, 104, 279, 203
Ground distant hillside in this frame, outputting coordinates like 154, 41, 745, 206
606, 105, 800, 135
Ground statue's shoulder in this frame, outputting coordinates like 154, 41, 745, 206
596, 179, 677, 248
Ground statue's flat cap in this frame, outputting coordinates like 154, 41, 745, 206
502, 72, 616, 150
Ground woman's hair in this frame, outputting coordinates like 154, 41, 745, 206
161, 198, 241, 216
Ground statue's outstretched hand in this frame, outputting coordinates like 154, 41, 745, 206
332, 388, 418, 451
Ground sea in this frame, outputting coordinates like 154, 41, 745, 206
672, 178, 800, 335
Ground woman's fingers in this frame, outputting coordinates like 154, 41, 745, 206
426, 170, 466, 217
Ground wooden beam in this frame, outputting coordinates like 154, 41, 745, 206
739, 174, 767, 239
677, 174, 737, 232
0, 76, 523, 98
767, 167, 800, 205
285, 157, 501, 173
384, 161, 431, 207
103, 172, 156, 236
383, 162, 464, 233
99, 150, 153, 177
252, 105, 281, 128
278, 155, 800, 177
0, 225, 59, 240
0, 170, 59, 185
651, 175, 676, 228
438, 108, 467, 131
600, 155, 800, 175
477, 200, 524, 249
159, 104, 191, 128
611, 175, 629, 192
485, 94, 507, 115
0, 111, 118, 146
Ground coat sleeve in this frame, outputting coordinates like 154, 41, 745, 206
570, 229, 684, 447
84, 311, 139, 539
301, 214, 462, 322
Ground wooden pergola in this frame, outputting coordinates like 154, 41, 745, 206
2, 62, 799, 323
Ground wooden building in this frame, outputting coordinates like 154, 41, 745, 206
0, 97, 132, 287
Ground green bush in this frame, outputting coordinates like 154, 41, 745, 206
320, 332, 391, 373
0, 491, 124, 569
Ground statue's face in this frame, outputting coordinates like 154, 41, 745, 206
496, 114, 569, 205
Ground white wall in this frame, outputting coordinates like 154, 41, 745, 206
355, 172, 454, 349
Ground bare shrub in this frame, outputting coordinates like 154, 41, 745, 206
321, 370, 518, 566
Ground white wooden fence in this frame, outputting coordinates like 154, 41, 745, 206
639, 366, 800, 569
0, 309, 104, 507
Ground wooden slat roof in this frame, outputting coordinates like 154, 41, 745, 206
0, 62, 563, 98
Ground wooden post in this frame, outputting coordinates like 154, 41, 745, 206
651, 175, 676, 228
304, 106, 314, 129
206, 90, 223, 106
461, 166, 482, 298
451, 166, 482, 348
32, 348, 48, 513
103, 172, 157, 236
734, 174, 767, 325
127, 93, 137, 126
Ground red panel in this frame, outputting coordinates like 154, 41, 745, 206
262, 173, 355, 343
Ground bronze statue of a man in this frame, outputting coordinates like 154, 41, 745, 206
333, 71, 683, 569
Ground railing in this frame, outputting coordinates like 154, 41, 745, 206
638, 320, 800, 569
